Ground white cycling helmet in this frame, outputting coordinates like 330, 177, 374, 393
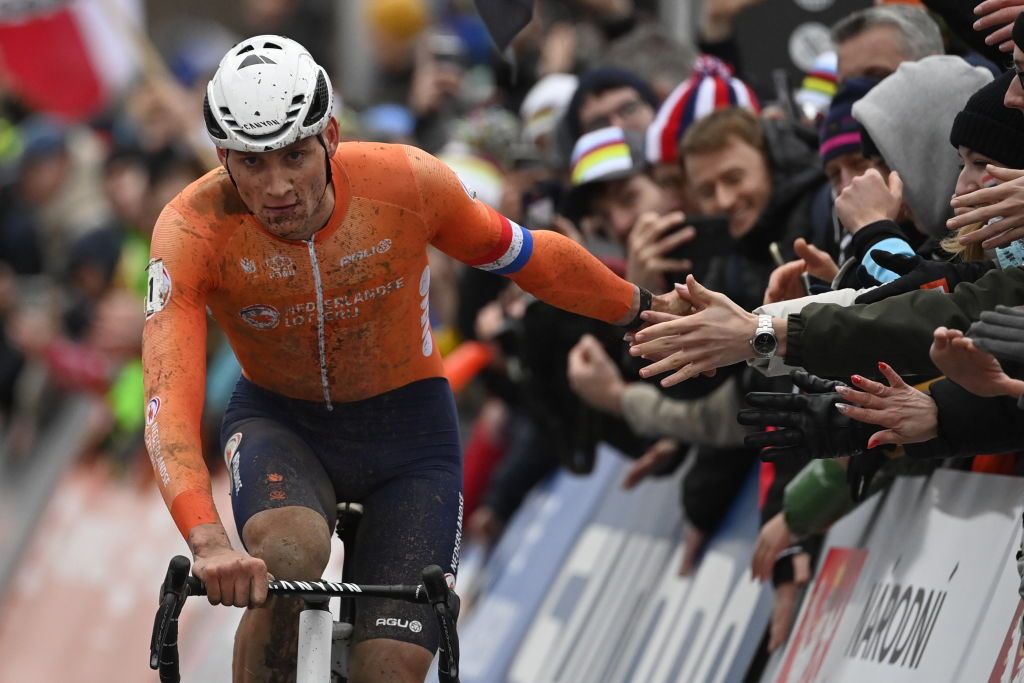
204, 35, 334, 152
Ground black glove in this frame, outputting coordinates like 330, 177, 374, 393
854, 251, 995, 305
969, 305, 1024, 367
738, 370, 878, 461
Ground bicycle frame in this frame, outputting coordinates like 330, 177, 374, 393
150, 556, 460, 683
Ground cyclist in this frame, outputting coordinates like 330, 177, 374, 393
143, 35, 682, 683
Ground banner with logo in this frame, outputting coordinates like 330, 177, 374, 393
769, 470, 1024, 683
457, 443, 771, 683
456, 447, 624, 683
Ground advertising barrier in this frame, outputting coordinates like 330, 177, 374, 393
770, 470, 1024, 683
459, 445, 771, 683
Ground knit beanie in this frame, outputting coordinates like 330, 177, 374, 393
818, 77, 879, 166
852, 56, 993, 236
645, 55, 759, 165
950, 70, 1024, 169
795, 51, 838, 124
564, 67, 660, 146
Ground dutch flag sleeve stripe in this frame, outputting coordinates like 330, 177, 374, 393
471, 215, 534, 275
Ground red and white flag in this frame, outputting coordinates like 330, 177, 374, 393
0, 0, 142, 121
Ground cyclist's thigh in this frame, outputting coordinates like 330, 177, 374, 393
220, 415, 335, 548
350, 461, 463, 652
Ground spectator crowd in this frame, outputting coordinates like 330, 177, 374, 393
5, 0, 1024, 672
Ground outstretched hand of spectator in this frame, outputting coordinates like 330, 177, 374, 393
630, 275, 757, 386
973, 0, 1024, 52
948, 166, 1024, 248
738, 370, 876, 460
833, 362, 938, 447
794, 237, 839, 282
931, 326, 1024, 399
764, 260, 807, 305
764, 238, 838, 305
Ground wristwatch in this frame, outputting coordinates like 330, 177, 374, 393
750, 314, 778, 359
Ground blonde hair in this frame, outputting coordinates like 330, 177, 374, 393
940, 222, 986, 262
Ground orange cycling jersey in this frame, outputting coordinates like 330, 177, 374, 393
143, 142, 637, 539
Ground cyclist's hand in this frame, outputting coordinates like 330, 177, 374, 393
192, 545, 271, 608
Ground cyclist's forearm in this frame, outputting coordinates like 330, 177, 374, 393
510, 230, 636, 324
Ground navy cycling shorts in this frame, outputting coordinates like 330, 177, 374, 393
220, 375, 463, 652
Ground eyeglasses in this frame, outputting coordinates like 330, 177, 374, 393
583, 98, 647, 133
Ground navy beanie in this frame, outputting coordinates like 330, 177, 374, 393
564, 67, 659, 145
950, 70, 1024, 169
818, 77, 880, 166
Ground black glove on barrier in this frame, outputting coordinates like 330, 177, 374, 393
854, 250, 995, 305
738, 370, 879, 461
969, 305, 1024, 366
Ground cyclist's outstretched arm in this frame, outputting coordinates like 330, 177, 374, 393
143, 203, 268, 606
404, 147, 642, 326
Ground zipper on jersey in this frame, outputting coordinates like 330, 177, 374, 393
305, 238, 333, 411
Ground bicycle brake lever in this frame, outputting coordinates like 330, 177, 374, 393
150, 556, 192, 670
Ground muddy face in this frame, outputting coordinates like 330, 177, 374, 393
219, 119, 340, 241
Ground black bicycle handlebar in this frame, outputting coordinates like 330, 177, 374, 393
150, 555, 461, 683
183, 576, 429, 601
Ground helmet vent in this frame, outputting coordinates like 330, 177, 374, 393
302, 70, 329, 127
203, 95, 228, 140
235, 44, 255, 55
263, 41, 282, 49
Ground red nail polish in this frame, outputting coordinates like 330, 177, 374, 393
877, 362, 888, 371
867, 439, 878, 449
851, 375, 863, 384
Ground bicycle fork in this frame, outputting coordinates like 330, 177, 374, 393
297, 600, 334, 683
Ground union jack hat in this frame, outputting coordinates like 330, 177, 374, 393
645, 55, 759, 166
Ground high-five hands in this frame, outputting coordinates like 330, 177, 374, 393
630, 275, 758, 386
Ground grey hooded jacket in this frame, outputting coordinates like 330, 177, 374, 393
852, 55, 992, 237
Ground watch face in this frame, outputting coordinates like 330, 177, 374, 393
754, 332, 777, 355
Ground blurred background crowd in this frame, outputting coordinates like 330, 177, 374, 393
4, 0, 1024, 677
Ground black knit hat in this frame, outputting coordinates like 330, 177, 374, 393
949, 70, 1024, 169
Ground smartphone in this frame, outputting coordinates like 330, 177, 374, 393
664, 215, 733, 284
